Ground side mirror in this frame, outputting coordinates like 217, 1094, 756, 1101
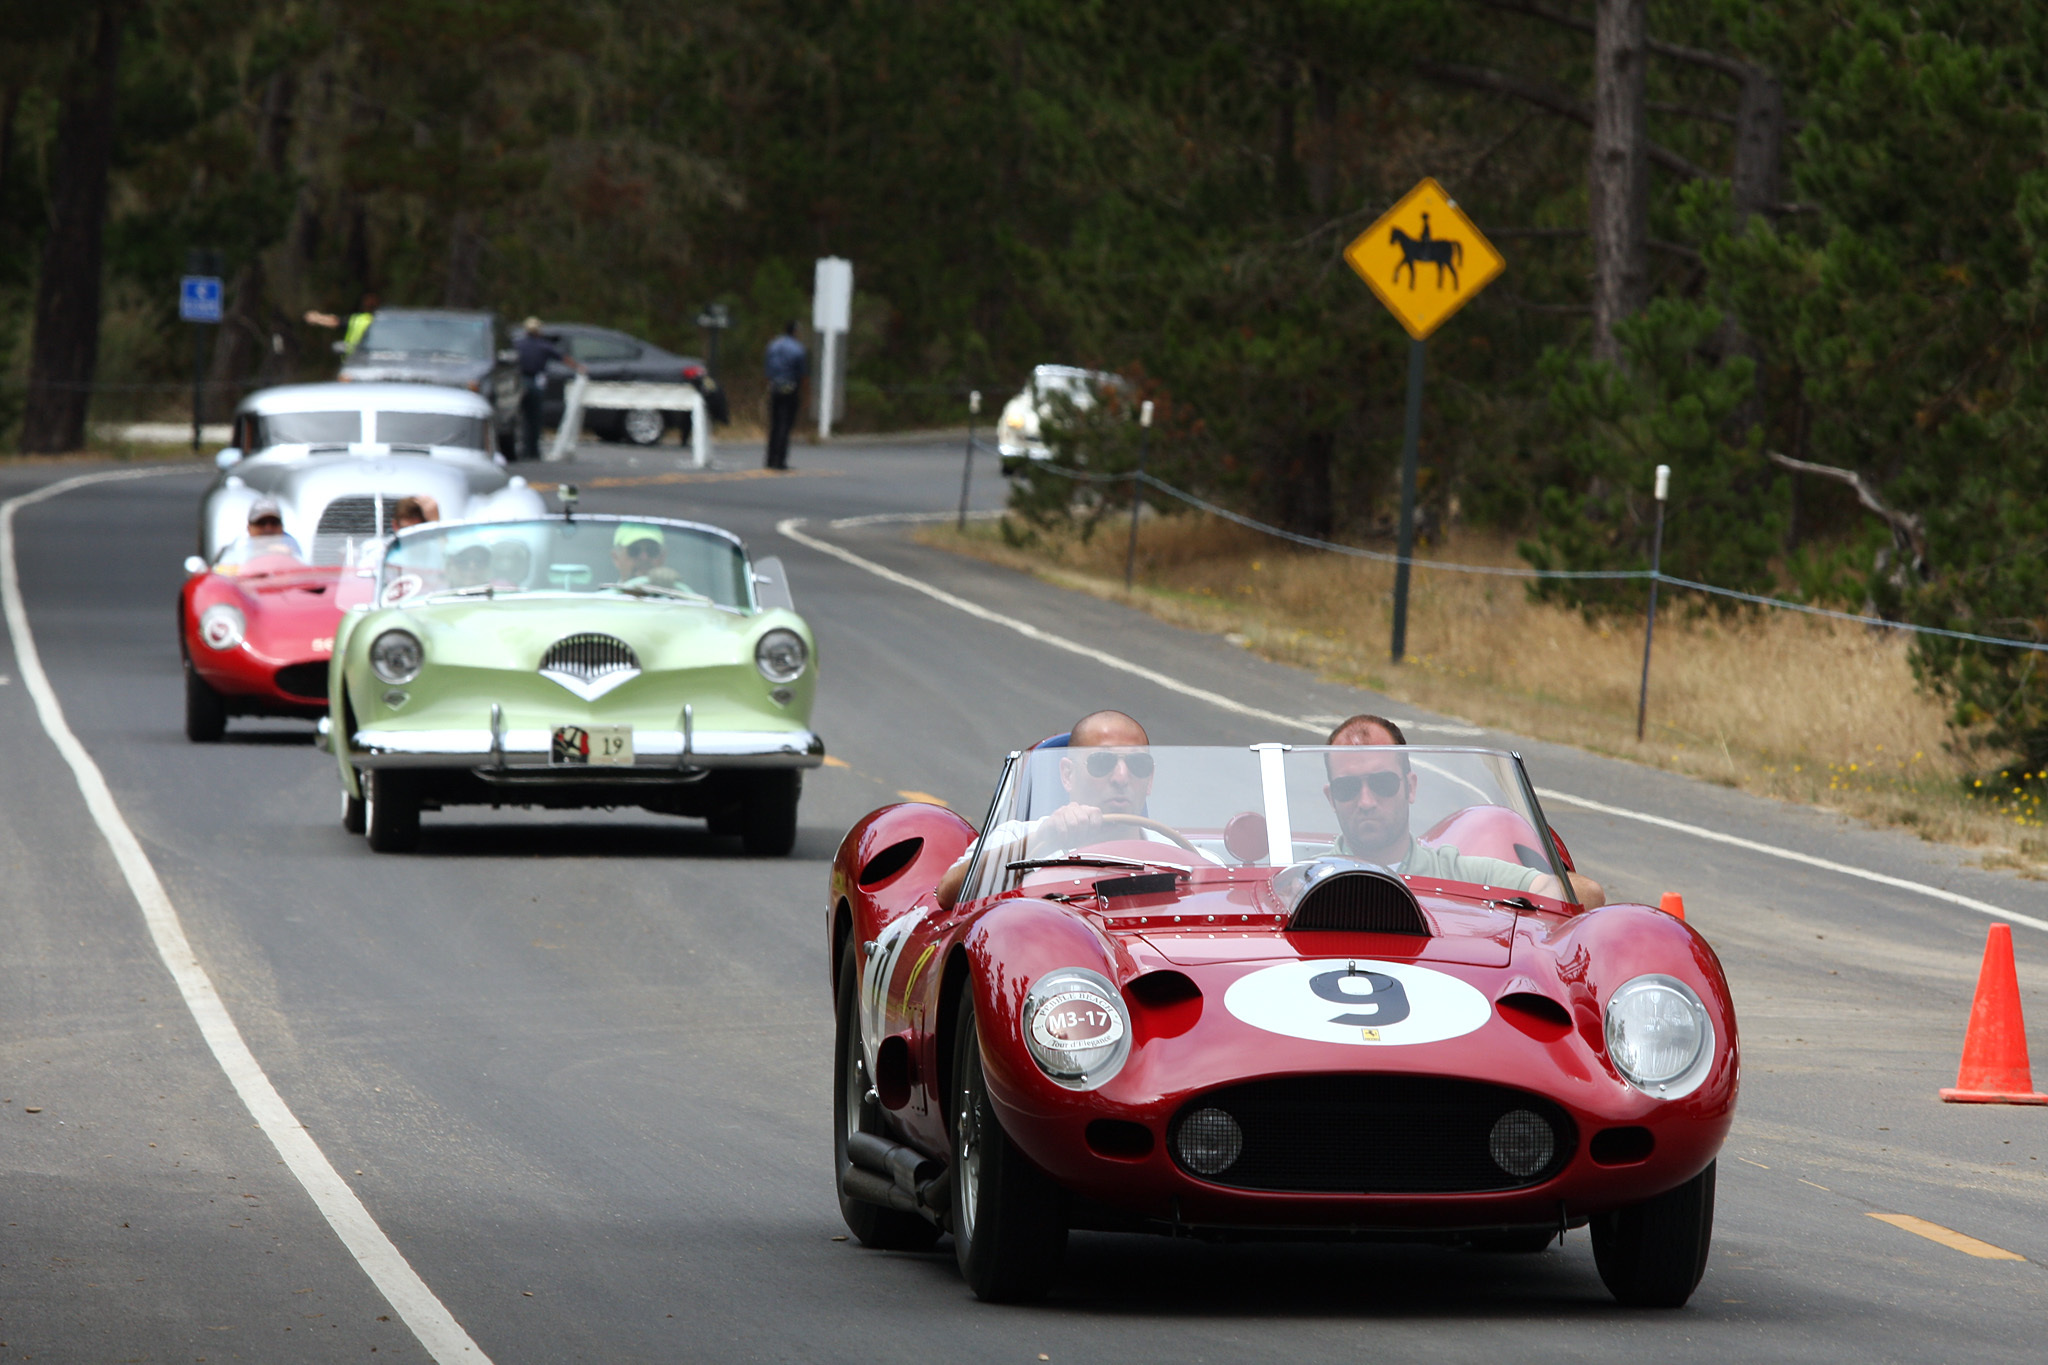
183, 555, 208, 576
752, 555, 795, 611
214, 447, 242, 469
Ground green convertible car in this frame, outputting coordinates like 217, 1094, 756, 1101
322, 513, 822, 854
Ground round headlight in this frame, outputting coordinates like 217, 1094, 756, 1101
1604, 974, 1710, 1094
1176, 1107, 1244, 1176
1022, 967, 1130, 1091
368, 629, 423, 685
198, 603, 246, 651
1488, 1109, 1556, 1178
754, 628, 808, 684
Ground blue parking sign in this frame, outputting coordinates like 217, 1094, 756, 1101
179, 275, 222, 323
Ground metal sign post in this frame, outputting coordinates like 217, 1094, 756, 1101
812, 257, 852, 439
1125, 399, 1155, 589
694, 302, 731, 379
1343, 179, 1505, 663
1636, 463, 1670, 741
180, 256, 224, 451
957, 390, 980, 530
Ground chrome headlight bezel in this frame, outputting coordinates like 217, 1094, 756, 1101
754, 628, 808, 684
1604, 973, 1714, 1098
198, 603, 246, 651
1022, 967, 1131, 1091
368, 629, 423, 685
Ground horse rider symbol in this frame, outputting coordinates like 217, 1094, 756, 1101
1389, 212, 1462, 291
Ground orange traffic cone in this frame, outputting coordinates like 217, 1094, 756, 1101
1659, 891, 1686, 921
1940, 924, 2048, 1105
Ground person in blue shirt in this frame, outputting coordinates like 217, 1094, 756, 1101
514, 317, 586, 462
763, 321, 808, 470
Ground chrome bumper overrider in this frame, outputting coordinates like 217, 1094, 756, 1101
349, 726, 824, 773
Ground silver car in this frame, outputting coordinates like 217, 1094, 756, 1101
199, 383, 546, 561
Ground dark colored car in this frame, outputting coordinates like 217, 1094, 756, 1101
337, 309, 522, 455
536, 323, 731, 446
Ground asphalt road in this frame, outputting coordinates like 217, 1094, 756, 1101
3, 434, 2044, 1363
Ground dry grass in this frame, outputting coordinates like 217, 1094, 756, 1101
918, 513, 2048, 873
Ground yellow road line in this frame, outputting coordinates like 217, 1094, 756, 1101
820, 755, 849, 768
1868, 1213, 2027, 1261
897, 790, 950, 807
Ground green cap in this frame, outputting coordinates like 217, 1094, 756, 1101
613, 523, 665, 550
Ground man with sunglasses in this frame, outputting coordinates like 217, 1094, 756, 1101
236, 497, 303, 558
1324, 714, 1604, 906
610, 523, 683, 589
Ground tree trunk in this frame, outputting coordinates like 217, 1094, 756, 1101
443, 211, 480, 307
1730, 68, 1783, 226
1307, 66, 1338, 215
1589, 0, 1648, 366
20, 7, 122, 454
1274, 428, 1335, 539
209, 70, 297, 413
1274, 76, 1301, 210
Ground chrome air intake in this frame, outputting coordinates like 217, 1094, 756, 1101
538, 633, 642, 701
1273, 857, 1430, 935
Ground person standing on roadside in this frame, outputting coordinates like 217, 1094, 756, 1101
763, 320, 807, 471
304, 292, 379, 353
515, 317, 586, 462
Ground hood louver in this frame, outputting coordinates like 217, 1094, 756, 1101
539, 633, 641, 701
1276, 858, 1432, 935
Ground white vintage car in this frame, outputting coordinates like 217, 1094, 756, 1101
995, 365, 1129, 472
199, 383, 546, 561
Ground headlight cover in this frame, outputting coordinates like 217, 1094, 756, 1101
198, 603, 246, 651
1023, 967, 1130, 1091
755, 628, 808, 684
1604, 973, 1713, 1097
368, 629, 423, 685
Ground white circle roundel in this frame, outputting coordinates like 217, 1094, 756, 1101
1223, 959, 1491, 1047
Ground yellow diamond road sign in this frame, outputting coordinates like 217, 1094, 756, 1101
1344, 178, 1504, 340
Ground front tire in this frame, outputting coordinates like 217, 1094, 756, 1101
739, 770, 799, 857
833, 944, 941, 1250
363, 770, 421, 853
1592, 1161, 1716, 1307
184, 660, 226, 743
341, 782, 366, 834
950, 988, 1066, 1302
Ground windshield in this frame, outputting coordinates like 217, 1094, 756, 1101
211, 534, 318, 576
376, 517, 753, 609
356, 316, 491, 361
959, 745, 1568, 904
257, 411, 361, 447
375, 410, 489, 449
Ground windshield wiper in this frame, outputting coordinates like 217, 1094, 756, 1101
606, 583, 712, 603
424, 583, 497, 600
1006, 854, 1189, 877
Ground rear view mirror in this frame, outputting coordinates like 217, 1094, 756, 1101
752, 555, 795, 611
183, 555, 208, 576
214, 447, 242, 469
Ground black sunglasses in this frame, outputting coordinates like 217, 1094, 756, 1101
623, 540, 663, 559
1329, 770, 1405, 803
1083, 750, 1154, 779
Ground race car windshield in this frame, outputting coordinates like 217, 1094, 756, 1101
377, 518, 752, 609
960, 745, 1569, 903
355, 316, 492, 361
210, 534, 312, 575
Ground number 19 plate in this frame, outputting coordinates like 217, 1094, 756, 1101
551, 724, 634, 765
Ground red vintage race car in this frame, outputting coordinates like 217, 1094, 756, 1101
178, 534, 369, 741
826, 742, 1738, 1306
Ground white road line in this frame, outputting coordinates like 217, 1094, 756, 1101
2, 469, 489, 1363
782, 514, 2046, 935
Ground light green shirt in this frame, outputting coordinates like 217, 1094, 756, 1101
1337, 835, 1543, 891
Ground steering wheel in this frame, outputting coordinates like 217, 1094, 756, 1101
1100, 813, 1201, 853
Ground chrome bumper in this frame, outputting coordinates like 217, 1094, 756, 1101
349, 726, 824, 773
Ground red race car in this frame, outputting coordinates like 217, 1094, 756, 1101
827, 742, 1737, 1306
178, 534, 370, 741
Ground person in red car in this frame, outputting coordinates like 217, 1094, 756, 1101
227, 497, 303, 563
1323, 713, 1604, 905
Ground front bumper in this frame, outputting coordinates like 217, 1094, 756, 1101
349, 726, 824, 774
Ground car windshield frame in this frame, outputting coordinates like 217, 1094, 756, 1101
955, 743, 1572, 905
374, 515, 756, 612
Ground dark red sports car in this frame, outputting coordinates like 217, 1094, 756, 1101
178, 535, 369, 741
826, 743, 1737, 1306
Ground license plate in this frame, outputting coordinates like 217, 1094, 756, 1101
551, 724, 633, 766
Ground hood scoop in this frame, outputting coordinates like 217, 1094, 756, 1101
539, 632, 641, 701
1274, 857, 1431, 935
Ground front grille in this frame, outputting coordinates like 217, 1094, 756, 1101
1290, 871, 1430, 934
310, 496, 385, 565
1170, 1075, 1575, 1193
273, 662, 329, 700
538, 633, 641, 700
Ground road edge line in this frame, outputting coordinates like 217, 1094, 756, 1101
781, 515, 2047, 936
2, 468, 490, 1362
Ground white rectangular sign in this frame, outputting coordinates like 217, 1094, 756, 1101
812, 257, 853, 334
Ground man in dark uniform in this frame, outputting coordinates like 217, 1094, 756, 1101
515, 317, 586, 462
763, 320, 807, 470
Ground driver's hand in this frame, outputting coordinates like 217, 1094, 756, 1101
1028, 802, 1112, 854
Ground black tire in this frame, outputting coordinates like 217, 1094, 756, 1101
497, 424, 517, 460
341, 782, 366, 835
833, 944, 942, 1250
1592, 1161, 1716, 1307
184, 660, 226, 743
950, 987, 1066, 1302
739, 770, 800, 857
622, 407, 665, 445
363, 769, 421, 853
